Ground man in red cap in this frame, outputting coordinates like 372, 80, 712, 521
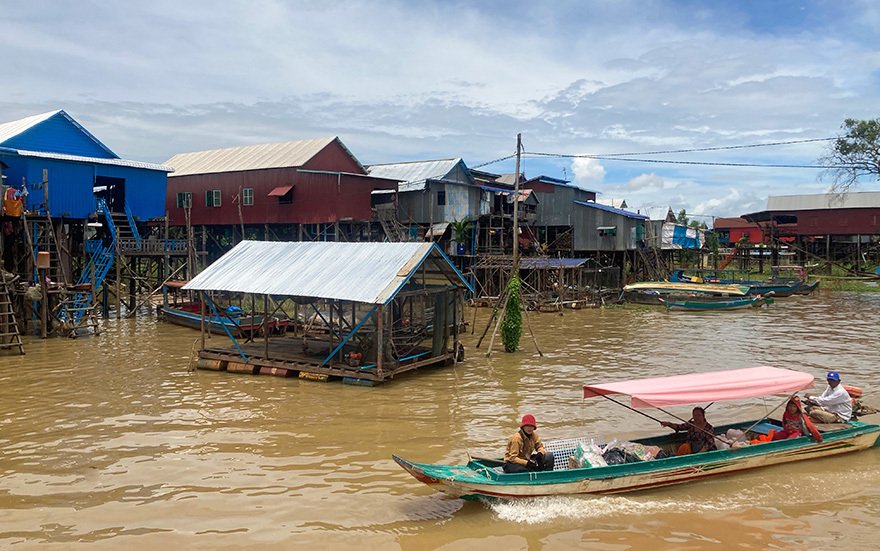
503, 414, 555, 473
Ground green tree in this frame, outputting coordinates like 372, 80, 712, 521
676, 209, 689, 226
820, 118, 880, 193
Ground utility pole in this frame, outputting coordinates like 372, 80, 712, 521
512, 133, 522, 268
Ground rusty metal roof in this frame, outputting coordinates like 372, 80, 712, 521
165, 137, 338, 177
183, 240, 472, 304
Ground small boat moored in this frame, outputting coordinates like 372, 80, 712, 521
659, 295, 772, 311
394, 366, 879, 500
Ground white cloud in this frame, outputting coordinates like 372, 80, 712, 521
624, 173, 665, 191
570, 158, 606, 188
2, 1, 880, 220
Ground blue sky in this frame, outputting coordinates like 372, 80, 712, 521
2, 0, 879, 219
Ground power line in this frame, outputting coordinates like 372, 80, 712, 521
575, 137, 837, 157
473, 137, 840, 169
471, 153, 516, 169
524, 153, 846, 169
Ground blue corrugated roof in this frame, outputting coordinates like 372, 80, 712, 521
520, 257, 593, 268
0, 110, 117, 159
573, 200, 649, 219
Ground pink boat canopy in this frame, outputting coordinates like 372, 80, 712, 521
583, 366, 816, 409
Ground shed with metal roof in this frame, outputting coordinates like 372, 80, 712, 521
184, 240, 473, 385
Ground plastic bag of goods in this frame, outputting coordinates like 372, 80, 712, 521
571, 442, 607, 468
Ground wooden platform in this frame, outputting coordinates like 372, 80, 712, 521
197, 336, 453, 385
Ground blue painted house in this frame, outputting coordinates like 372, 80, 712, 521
0, 110, 171, 219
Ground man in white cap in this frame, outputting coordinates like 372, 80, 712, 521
805, 371, 852, 424
502, 414, 555, 473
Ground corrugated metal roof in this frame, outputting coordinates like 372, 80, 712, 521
520, 258, 593, 269
496, 173, 521, 186
0, 110, 60, 144
573, 200, 649, 220
367, 159, 461, 192
766, 192, 880, 211
165, 137, 338, 177
0, 147, 173, 172
596, 198, 627, 209
183, 241, 471, 304
640, 206, 674, 221
0, 110, 118, 158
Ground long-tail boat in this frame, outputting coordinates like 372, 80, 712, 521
671, 269, 801, 297
659, 295, 771, 311
394, 367, 879, 500
621, 281, 750, 305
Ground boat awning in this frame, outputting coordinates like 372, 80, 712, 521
268, 185, 294, 196
583, 366, 815, 408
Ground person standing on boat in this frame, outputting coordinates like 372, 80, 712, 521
503, 415, 555, 473
659, 407, 717, 455
804, 371, 852, 424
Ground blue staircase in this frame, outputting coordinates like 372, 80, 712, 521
56, 198, 117, 333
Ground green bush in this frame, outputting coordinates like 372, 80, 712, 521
501, 277, 522, 353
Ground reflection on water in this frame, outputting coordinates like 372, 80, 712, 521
1, 291, 879, 549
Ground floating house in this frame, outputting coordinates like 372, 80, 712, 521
184, 240, 472, 385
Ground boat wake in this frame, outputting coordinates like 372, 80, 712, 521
489, 495, 727, 524
489, 462, 880, 524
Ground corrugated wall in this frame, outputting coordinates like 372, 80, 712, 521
166, 168, 395, 226
573, 204, 645, 251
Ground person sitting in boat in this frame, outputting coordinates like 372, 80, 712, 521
659, 407, 717, 455
772, 398, 806, 440
804, 371, 852, 424
503, 414, 555, 473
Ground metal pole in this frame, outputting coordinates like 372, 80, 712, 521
264, 294, 269, 359
377, 304, 384, 378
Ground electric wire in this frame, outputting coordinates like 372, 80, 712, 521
473, 137, 843, 169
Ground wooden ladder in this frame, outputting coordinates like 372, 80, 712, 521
0, 274, 25, 355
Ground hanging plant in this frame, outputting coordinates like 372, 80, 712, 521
501, 276, 522, 353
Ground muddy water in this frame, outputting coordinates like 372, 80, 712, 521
1, 290, 879, 550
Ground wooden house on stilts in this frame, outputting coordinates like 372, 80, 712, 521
184, 240, 472, 385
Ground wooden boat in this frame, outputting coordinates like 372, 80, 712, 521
621, 282, 750, 305
671, 269, 801, 297
158, 302, 288, 337
394, 366, 880, 500
769, 266, 821, 296
659, 295, 771, 311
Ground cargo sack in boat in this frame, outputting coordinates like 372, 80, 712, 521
572, 442, 607, 468
605, 439, 652, 462
603, 440, 646, 464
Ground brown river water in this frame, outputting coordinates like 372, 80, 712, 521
1, 289, 879, 550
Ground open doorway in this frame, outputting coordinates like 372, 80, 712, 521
94, 176, 126, 212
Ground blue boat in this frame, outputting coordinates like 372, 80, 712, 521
659, 295, 771, 311
671, 269, 801, 297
